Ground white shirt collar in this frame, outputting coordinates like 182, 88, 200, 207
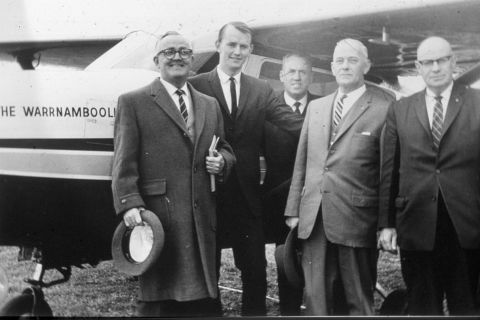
425, 82, 453, 103
338, 85, 367, 103
159, 78, 189, 98
284, 92, 308, 113
217, 66, 241, 85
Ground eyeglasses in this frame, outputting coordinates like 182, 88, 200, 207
157, 48, 193, 60
417, 55, 452, 68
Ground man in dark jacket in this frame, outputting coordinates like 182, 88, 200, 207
190, 22, 303, 315
112, 31, 235, 317
263, 52, 320, 315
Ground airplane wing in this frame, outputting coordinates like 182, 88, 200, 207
248, 0, 480, 86
0, 37, 121, 69
86, 0, 480, 89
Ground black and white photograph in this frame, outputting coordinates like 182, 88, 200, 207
0, 0, 479, 317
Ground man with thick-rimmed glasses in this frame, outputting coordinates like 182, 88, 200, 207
112, 31, 235, 317
379, 36, 480, 315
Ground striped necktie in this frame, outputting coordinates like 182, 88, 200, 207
333, 94, 347, 127
175, 89, 188, 123
432, 95, 443, 150
293, 101, 301, 115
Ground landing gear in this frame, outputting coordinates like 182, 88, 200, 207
0, 247, 72, 317
0, 286, 52, 317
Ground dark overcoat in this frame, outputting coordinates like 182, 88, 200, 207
111, 78, 235, 301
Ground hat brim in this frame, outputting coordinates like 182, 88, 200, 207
111, 209, 164, 276
283, 226, 304, 288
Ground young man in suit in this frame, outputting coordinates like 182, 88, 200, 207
189, 22, 304, 316
111, 31, 235, 317
263, 52, 320, 315
284, 38, 394, 315
378, 36, 480, 315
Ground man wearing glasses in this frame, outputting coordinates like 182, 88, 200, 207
378, 36, 480, 315
112, 31, 235, 317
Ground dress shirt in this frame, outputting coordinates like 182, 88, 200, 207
159, 78, 193, 118
284, 92, 308, 114
425, 82, 453, 128
335, 85, 367, 119
217, 67, 240, 113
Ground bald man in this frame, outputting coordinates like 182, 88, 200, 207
284, 39, 394, 315
379, 36, 480, 315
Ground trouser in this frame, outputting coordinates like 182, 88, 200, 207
216, 177, 267, 316
400, 193, 480, 315
301, 212, 376, 316
136, 298, 219, 317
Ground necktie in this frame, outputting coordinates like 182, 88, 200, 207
175, 89, 188, 123
293, 101, 301, 115
229, 77, 238, 117
333, 94, 347, 127
432, 95, 443, 149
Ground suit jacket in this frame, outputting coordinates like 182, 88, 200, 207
263, 91, 320, 243
189, 69, 304, 218
379, 83, 480, 250
111, 78, 235, 301
285, 86, 393, 248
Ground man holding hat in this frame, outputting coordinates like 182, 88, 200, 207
284, 38, 393, 315
111, 31, 235, 317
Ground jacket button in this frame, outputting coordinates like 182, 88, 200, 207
194, 201, 198, 208
121, 199, 126, 204
432, 196, 437, 201
183, 132, 188, 137
324, 167, 329, 171
436, 169, 440, 174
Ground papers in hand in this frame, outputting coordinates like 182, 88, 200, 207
209, 135, 220, 192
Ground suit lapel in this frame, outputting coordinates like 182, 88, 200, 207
236, 73, 250, 120
151, 79, 189, 135
442, 84, 464, 140
413, 90, 432, 138
316, 94, 335, 149
333, 90, 372, 143
188, 82, 206, 147
208, 69, 232, 120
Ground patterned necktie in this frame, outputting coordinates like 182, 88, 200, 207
175, 89, 188, 123
432, 95, 443, 149
293, 101, 301, 115
229, 77, 238, 117
333, 94, 347, 127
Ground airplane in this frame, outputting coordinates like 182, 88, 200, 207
0, 0, 479, 315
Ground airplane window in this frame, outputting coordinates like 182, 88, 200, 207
259, 61, 338, 96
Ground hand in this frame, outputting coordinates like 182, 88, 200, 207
206, 150, 224, 175
377, 228, 398, 253
285, 217, 299, 229
123, 207, 143, 227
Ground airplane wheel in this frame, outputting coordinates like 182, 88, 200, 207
0, 286, 53, 317
379, 288, 408, 315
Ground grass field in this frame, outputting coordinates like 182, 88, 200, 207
0, 245, 403, 316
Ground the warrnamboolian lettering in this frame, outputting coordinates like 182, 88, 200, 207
20, 106, 116, 118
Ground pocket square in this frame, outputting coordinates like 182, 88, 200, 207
361, 131, 371, 136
